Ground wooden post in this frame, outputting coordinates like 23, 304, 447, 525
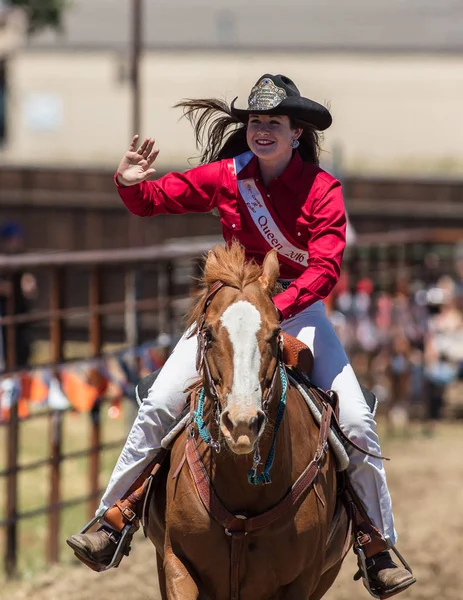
4, 272, 19, 577
124, 267, 140, 431
48, 411, 63, 563
5, 398, 19, 578
47, 267, 64, 565
166, 260, 175, 339
89, 402, 101, 518
5, 275, 16, 371
125, 268, 139, 350
89, 267, 102, 358
49, 268, 64, 365
131, 0, 142, 137
157, 262, 167, 336
88, 267, 102, 518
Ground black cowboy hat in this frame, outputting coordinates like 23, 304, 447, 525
230, 74, 332, 131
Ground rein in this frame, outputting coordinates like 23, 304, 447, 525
248, 363, 287, 485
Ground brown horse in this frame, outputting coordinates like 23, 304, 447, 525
148, 242, 350, 600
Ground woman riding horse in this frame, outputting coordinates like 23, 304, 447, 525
67, 74, 415, 598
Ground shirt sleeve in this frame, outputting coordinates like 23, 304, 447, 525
114, 161, 222, 217
273, 179, 346, 320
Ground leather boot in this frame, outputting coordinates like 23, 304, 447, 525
360, 550, 416, 599
66, 495, 140, 572
66, 450, 167, 571
344, 478, 416, 598
66, 526, 134, 572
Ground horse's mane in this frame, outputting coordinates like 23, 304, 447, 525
185, 241, 262, 330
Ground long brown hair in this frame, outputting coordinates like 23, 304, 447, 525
174, 99, 322, 166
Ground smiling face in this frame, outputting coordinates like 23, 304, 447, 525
246, 114, 301, 163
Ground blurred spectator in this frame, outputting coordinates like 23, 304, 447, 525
423, 251, 441, 288
327, 270, 356, 353
353, 278, 378, 386
453, 256, 463, 313
0, 221, 37, 370
423, 276, 463, 434
374, 289, 393, 350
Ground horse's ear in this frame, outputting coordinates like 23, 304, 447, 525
258, 249, 280, 294
204, 249, 218, 282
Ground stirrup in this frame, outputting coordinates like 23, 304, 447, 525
78, 513, 137, 572
354, 538, 414, 599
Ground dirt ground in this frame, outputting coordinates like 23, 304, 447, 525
3, 422, 463, 600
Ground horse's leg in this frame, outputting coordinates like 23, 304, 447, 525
277, 572, 312, 600
164, 547, 200, 600
308, 561, 344, 600
156, 550, 168, 600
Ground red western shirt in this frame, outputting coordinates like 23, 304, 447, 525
116, 151, 346, 320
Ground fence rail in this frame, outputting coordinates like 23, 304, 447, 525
0, 228, 462, 579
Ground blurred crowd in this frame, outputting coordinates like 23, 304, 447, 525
326, 257, 463, 432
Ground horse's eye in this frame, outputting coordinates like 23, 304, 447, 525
265, 327, 281, 343
204, 327, 214, 342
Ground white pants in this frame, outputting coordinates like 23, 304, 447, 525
99, 301, 397, 543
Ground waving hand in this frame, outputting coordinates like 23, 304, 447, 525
116, 136, 160, 186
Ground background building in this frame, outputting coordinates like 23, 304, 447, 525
0, 0, 462, 176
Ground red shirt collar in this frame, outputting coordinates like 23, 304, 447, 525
242, 151, 306, 191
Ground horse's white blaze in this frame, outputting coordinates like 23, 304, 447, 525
220, 300, 262, 410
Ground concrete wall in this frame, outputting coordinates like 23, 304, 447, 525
2, 50, 463, 176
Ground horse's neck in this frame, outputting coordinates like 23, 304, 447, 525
209, 382, 315, 514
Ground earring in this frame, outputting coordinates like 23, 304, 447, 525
291, 139, 300, 149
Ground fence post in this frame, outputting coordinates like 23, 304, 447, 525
5, 274, 17, 371
48, 411, 63, 563
48, 267, 64, 565
125, 267, 139, 349
49, 268, 64, 364
89, 403, 101, 518
166, 260, 175, 339
157, 262, 167, 336
124, 267, 140, 430
4, 273, 19, 577
5, 399, 19, 579
88, 266, 103, 518
89, 266, 102, 358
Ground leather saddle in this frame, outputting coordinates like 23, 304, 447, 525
281, 332, 314, 373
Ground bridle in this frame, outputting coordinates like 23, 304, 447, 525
193, 279, 286, 483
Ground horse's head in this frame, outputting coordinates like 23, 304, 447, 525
189, 242, 281, 455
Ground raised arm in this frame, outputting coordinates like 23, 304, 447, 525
115, 136, 221, 217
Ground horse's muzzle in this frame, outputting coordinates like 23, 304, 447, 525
220, 407, 267, 454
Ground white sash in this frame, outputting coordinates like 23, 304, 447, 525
234, 153, 309, 268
